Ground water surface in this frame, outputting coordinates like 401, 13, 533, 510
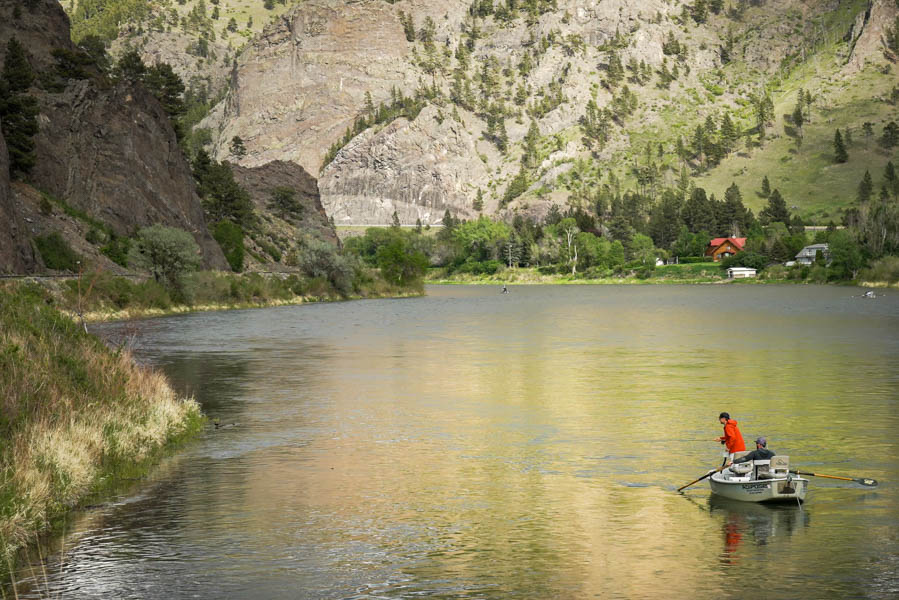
13, 285, 899, 599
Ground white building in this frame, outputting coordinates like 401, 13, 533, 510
795, 243, 830, 266
727, 267, 757, 279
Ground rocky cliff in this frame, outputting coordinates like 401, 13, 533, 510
196, 0, 896, 226
0, 130, 34, 273
0, 0, 226, 272
230, 160, 339, 268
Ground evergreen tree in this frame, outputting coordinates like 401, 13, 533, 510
791, 95, 804, 132
760, 175, 771, 198
833, 129, 848, 163
857, 170, 873, 204
229, 135, 247, 158
391, 210, 401, 228
2, 38, 34, 93
720, 113, 737, 152
606, 50, 624, 89
692, 0, 708, 24
759, 189, 790, 226
0, 38, 39, 177
885, 161, 898, 200
881, 121, 899, 149
522, 119, 540, 168
473, 188, 484, 212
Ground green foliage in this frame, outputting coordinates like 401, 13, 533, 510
833, 128, 848, 163
192, 150, 255, 227
503, 169, 529, 206
34, 232, 81, 271
129, 225, 202, 290
719, 251, 768, 271
376, 236, 429, 287
71, 0, 151, 43
759, 189, 790, 226
1, 38, 39, 177
827, 229, 864, 280
212, 220, 245, 272
100, 235, 131, 267
268, 186, 303, 221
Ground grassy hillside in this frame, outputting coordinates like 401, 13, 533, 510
0, 282, 203, 580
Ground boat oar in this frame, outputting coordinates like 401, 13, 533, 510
790, 470, 878, 487
678, 466, 725, 492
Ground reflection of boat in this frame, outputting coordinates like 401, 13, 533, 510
709, 455, 808, 503
709, 495, 809, 556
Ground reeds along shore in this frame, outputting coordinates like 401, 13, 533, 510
0, 282, 203, 580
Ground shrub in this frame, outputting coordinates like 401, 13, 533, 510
34, 232, 81, 271
861, 256, 899, 284
212, 221, 244, 272
128, 225, 201, 291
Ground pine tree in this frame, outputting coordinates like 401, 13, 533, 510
857, 170, 873, 204
834, 129, 848, 163
606, 50, 624, 89
391, 210, 401, 228
760, 175, 771, 198
720, 113, 737, 152
2, 38, 34, 93
473, 188, 484, 211
692, 0, 708, 24
229, 136, 247, 158
885, 161, 898, 200
0, 38, 39, 177
760, 189, 790, 226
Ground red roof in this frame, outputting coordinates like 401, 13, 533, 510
708, 237, 746, 250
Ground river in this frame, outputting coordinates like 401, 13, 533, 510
12, 285, 899, 599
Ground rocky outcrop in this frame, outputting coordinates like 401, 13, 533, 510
231, 160, 339, 247
31, 80, 226, 269
846, 0, 898, 72
320, 105, 495, 225
110, 31, 232, 97
0, 0, 227, 271
0, 130, 35, 273
202, 0, 432, 173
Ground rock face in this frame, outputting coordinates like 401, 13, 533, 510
319, 105, 495, 225
203, 0, 429, 173
0, 130, 35, 273
0, 0, 227, 271
846, 0, 899, 72
31, 80, 227, 269
231, 160, 339, 247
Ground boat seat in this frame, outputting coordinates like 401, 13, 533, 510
753, 459, 774, 479
731, 461, 753, 475
771, 455, 789, 476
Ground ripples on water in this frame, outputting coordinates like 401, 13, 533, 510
9, 285, 899, 599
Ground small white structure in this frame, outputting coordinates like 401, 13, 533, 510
727, 267, 757, 279
795, 243, 830, 266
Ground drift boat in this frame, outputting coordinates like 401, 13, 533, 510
709, 454, 808, 503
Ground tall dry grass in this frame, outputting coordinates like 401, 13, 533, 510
0, 283, 202, 580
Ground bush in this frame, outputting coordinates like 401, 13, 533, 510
100, 236, 131, 267
861, 256, 899, 284
34, 232, 81, 271
456, 259, 502, 275
128, 225, 201, 291
212, 221, 244, 272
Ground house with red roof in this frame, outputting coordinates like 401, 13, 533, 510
705, 237, 746, 262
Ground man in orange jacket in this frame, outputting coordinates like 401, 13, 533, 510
716, 412, 746, 465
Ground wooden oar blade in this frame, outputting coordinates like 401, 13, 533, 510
858, 477, 878, 487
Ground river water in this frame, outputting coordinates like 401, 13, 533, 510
12, 285, 899, 599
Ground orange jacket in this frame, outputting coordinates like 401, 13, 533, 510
719, 419, 746, 453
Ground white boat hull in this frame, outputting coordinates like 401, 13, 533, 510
709, 471, 808, 503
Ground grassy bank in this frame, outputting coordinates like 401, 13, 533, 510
428, 262, 899, 287
428, 263, 732, 285
0, 283, 204, 583
54, 269, 423, 323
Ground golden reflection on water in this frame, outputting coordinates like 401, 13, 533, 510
14, 285, 899, 599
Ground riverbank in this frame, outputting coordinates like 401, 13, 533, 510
427, 264, 899, 287
0, 283, 204, 584
37, 270, 424, 323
